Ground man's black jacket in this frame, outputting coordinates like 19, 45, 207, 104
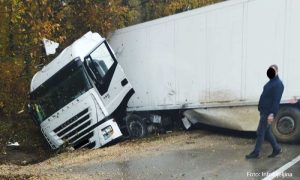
258, 75, 284, 116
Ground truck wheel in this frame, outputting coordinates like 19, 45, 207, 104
125, 114, 148, 138
272, 107, 300, 143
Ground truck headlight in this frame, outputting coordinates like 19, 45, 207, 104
101, 125, 114, 140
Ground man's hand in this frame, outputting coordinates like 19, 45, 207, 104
267, 114, 274, 125
289, 96, 298, 104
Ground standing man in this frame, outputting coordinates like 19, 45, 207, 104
246, 64, 284, 159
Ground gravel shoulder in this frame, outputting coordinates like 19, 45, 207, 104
0, 130, 255, 179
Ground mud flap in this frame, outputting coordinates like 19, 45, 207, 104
181, 117, 192, 130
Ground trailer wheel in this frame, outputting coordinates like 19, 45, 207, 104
272, 107, 300, 143
125, 114, 148, 138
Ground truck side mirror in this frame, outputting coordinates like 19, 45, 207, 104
84, 58, 105, 85
27, 104, 33, 113
27, 104, 39, 126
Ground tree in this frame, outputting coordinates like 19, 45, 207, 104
136, 0, 222, 22
0, 0, 138, 117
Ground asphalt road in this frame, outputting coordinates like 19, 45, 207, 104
0, 129, 299, 180
62, 143, 299, 180
55, 130, 300, 180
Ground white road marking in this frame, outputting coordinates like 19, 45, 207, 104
262, 155, 300, 180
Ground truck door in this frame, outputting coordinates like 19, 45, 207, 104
84, 41, 134, 115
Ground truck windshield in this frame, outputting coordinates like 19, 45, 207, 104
30, 60, 92, 123
85, 42, 115, 79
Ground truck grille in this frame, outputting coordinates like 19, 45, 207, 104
73, 132, 96, 149
53, 108, 93, 148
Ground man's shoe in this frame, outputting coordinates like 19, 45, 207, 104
268, 148, 282, 158
245, 151, 259, 159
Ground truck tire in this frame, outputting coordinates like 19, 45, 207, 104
272, 106, 300, 143
125, 114, 148, 138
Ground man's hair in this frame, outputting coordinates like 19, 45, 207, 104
267, 68, 276, 79
269, 64, 278, 72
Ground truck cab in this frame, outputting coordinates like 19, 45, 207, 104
29, 32, 134, 149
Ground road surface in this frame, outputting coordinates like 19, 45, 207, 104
0, 129, 299, 180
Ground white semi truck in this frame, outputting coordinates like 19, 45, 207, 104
109, 0, 300, 143
29, 0, 300, 150
29, 32, 134, 149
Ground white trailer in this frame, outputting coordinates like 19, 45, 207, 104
109, 0, 300, 142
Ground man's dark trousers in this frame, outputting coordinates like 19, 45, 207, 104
254, 114, 280, 154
